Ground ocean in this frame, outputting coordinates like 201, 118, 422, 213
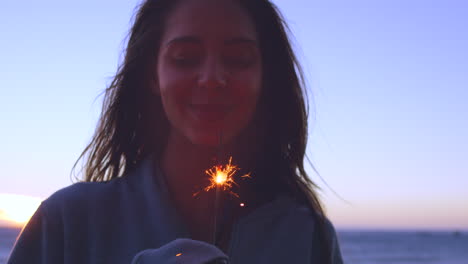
1, 227, 467, 263
338, 230, 468, 264
0, 227, 20, 264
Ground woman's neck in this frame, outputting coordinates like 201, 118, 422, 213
157, 128, 258, 243
162, 132, 225, 194
159, 128, 260, 195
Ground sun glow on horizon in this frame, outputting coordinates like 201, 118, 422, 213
0, 193, 42, 227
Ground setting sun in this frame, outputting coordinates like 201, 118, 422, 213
0, 193, 42, 227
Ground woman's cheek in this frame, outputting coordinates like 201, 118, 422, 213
234, 72, 262, 101
157, 77, 187, 123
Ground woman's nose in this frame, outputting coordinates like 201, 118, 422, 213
197, 57, 227, 91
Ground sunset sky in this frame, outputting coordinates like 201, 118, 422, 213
1, 0, 467, 229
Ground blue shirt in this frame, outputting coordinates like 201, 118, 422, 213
8, 157, 343, 264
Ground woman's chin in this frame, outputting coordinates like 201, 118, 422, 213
188, 134, 224, 148
187, 130, 237, 149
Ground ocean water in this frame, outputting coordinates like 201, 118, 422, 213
0, 227, 20, 264
338, 230, 468, 264
1, 227, 467, 263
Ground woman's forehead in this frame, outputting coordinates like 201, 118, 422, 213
161, 0, 258, 44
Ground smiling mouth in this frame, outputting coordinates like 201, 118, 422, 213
189, 104, 232, 122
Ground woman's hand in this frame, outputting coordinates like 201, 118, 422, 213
131, 238, 229, 264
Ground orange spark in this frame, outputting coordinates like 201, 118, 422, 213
176, 253, 182, 257
193, 157, 250, 197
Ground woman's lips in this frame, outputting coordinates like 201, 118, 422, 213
189, 104, 231, 122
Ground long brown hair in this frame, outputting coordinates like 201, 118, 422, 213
74, 0, 332, 261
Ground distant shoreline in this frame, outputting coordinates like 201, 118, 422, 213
336, 227, 468, 233
2, 226, 467, 233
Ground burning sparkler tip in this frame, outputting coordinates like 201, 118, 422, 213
215, 171, 227, 184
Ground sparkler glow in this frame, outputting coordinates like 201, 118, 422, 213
192, 156, 250, 198
202, 157, 250, 197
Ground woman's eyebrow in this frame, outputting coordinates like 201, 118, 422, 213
165, 36, 257, 47
166, 36, 200, 46
224, 37, 257, 46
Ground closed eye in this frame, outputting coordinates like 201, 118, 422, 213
165, 43, 203, 68
223, 54, 255, 68
171, 54, 201, 67
222, 45, 258, 69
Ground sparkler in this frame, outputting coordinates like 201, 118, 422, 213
214, 132, 224, 245
202, 156, 250, 196
194, 132, 250, 245
205, 156, 250, 244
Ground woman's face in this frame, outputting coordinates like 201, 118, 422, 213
155, 0, 262, 147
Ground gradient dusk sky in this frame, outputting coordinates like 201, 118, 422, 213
1, 0, 467, 229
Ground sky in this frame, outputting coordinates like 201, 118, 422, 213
1, 0, 467, 229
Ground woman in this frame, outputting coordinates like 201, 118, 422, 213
8, 0, 343, 263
